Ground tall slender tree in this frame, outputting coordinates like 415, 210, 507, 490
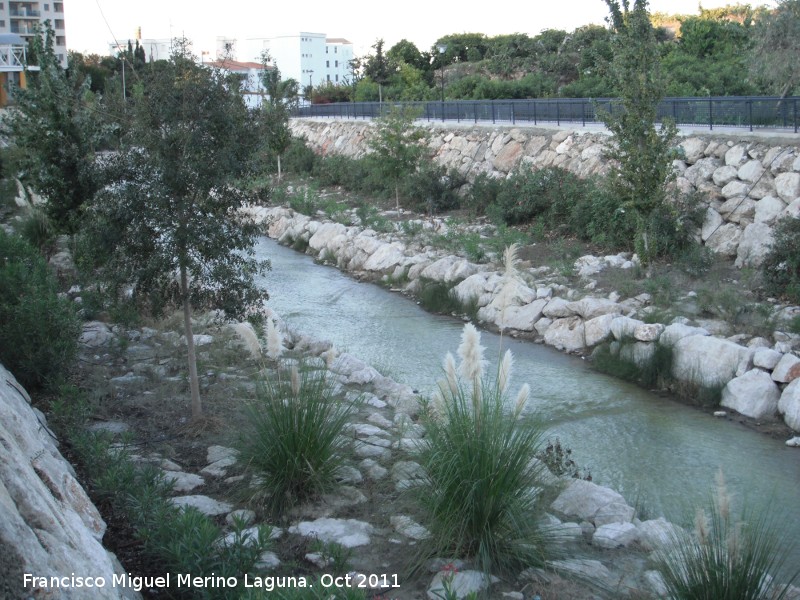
259, 52, 299, 181
601, 0, 678, 265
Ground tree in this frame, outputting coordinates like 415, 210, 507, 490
84, 39, 269, 421
3, 23, 100, 233
367, 106, 429, 210
259, 52, 299, 181
363, 39, 393, 102
750, 0, 800, 97
601, 0, 679, 265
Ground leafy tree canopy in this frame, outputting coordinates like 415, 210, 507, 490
84, 39, 269, 419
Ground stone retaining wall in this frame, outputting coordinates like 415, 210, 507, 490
0, 364, 140, 599
290, 119, 800, 268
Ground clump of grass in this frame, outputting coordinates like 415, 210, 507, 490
418, 278, 463, 315
416, 322, 552, 576
238, 365, 358, 518
654, 471, 799, 600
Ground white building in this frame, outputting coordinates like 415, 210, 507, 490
258, 32, 353, 88
0, 1, 67, 67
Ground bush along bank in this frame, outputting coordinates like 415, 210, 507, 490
244, 203, 800, 440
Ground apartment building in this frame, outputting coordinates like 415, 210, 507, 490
260, 33, 353, 89
0, 1, 67, 66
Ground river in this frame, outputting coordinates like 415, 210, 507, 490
254, 236, 800, 552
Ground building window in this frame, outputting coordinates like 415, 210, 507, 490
335, 74, 338, 82
334, 47, 337, 53
44, 3, 49, 10
0, 20, 4, 27
327, 74, 330, 82
335, 60, 338, 67
326, 47, 328, 53
326, 60, 329, 67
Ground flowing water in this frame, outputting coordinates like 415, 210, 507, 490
254, 237, 800, 551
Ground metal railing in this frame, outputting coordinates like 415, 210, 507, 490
294, 96, 800, 133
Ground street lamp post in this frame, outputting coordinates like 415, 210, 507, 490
308, 70, 314, 106
437, 44, 447, 122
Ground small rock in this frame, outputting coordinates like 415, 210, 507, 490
288, 518, 373, 548
390, 515, 431, 540
360, 458, 388, 480
170, 495, 232, 516
163, 471, 205, 493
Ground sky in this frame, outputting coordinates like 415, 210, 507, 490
66, 0, 775, 61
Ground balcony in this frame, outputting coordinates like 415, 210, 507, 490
9, 9, 41, 18
10, 24, 36, 35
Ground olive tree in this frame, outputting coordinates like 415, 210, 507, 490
367, 105, 429, 210
85, 40, 269, 420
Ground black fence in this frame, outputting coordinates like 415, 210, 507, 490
294, 96, 800, 133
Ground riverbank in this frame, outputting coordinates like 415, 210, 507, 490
243, 198, 800, 440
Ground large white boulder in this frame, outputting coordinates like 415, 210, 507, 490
363, 242, 408, 273
735, 222, 776, 268
672, 335, 751, 387
775, 172, 800, 202
772, 354, 800, 383
420, 256, 481, 283
779, 379, 800, 431
550, 479, 627, 521
592, 522, 638, 549
720, 369, 781, 419
659, 323, 710, 347
584, 314, 617, 347
500, 299, 548, 332
566, 297, 623, 320
544, 317, 586, 352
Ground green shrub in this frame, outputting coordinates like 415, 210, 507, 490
417, 278, 464, 315
399, 163, 466, 214
536, 438, 592, 480
654, 471, 799, 600
465, 172, 504, 216
0, 230, 80, 390
763, 216, 800, 303
238, 365, 359, 518
416, 323, 552, 575
282, 137, 318, 174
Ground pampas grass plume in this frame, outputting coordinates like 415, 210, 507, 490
457, 323, 486, 383
498, 349, 513, 394
265, 318, 284, 360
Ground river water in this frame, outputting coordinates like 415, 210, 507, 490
254, 237, 800, 547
